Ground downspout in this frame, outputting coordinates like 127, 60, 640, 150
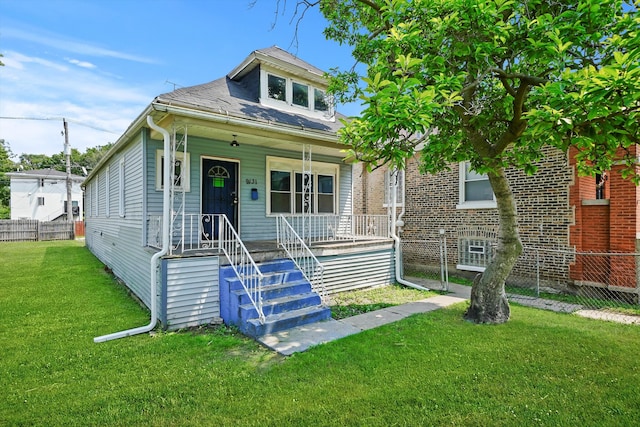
94, 115, 171, 343
390, 169, 430, 291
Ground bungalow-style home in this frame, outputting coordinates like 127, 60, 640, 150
7, 168, 84, 221
85, 46, 398, 341
354, 144, 640, 298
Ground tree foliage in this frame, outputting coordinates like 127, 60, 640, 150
321, 0, 639, 177
0, 140, 15, 217
18, 143, 113, 176
312, 0, 639, 323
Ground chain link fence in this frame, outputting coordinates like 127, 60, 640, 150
402, 238, 640, 321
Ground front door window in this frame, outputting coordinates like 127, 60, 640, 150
201, 158, 238, 240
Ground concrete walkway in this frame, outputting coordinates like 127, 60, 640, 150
257, 280, 469, 356
256, 280, 639, 356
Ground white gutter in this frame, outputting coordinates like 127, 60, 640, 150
151, 102, 341, 146
390, 169, 430, 291
94, 115, 171, 343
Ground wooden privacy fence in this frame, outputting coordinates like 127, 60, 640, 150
0, 220, 75, 242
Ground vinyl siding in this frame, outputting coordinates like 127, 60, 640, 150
162, 256, 221, 330
85, 134, 154, 308
145, 133, 351, 242
320, 247, 396, 294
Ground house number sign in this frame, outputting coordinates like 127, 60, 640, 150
245, 178, 258, 185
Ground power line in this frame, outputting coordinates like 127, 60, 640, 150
0, 116, 119, 134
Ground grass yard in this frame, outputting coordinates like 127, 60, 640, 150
329, 283, 440, 319
1, 240, 639, 426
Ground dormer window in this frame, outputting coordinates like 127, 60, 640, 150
268, 74, 286, 101
261, 70, 334, 120
314, 89, 329, 112
292, 82, 309, 107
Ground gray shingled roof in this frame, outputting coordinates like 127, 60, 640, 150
255, 46, 325, 76
7, 168, 85, 180
154, 46, 346, 133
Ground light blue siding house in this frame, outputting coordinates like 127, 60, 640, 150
85, 47, 395, 340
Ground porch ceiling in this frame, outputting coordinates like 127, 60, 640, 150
151, 113, 348, 158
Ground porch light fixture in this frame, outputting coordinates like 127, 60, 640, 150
230, 135, 239, 147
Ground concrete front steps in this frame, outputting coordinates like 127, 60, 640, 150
219, 259, 331, 337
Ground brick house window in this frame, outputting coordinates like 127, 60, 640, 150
457, 226, 497, 272
457, 162, 496, 209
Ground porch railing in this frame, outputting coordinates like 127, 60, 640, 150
217, 214, 265, 323
147, 214, 237, 253
281, 214, 391, 244
276, 215, 326, 303
147, 213, 392, 251
147, 214, 265, 323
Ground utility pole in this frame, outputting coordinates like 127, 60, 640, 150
63, 119, 74, 236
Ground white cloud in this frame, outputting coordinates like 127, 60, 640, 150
0, 50, 154, 156
3, 27, 158, 64
68, 58, 97, 69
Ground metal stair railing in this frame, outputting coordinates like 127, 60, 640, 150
276, 215, 326, 304
217, 214, 265, 323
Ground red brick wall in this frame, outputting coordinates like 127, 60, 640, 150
567, 145, 640, 288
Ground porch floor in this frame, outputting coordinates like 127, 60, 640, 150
168, 239, 394, 263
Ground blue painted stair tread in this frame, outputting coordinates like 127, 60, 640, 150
219, 259, 330, 337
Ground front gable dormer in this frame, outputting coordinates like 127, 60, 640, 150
228, 46, 335, 122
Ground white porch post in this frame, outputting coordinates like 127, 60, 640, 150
302, 144, 312, 244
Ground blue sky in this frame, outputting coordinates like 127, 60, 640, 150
0, 0, 361, 156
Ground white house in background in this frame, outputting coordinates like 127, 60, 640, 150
7, 168, 85, 221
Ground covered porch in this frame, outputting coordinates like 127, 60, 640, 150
155, 213, 396, 332
146, 213, 392, 258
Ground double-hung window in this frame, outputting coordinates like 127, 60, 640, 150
156, 150, 190, 192
118, 158, 125, 217
105, 167, 110, 217
457, 162, 496, 209
267, 157, 338, 215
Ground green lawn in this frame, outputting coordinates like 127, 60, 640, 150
1, 241, 639, 426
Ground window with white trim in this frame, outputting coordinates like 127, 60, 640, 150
119, 158, 125, 217
105, 167, 110, 217
292, 81, 309, 107
155, 150, 190, 192
267, 156, 338, 215
93, 180, 98, 217
457, 162, 496, 209
314, 88, 329, 112
268, 74, 287, 101
383, 169, 404, 207
262, 71, 333, 117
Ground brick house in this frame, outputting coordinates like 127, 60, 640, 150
353, 144, 639, 294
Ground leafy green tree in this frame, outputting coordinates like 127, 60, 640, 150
18, 143, 112, 176
309, 0, 640, 323
0, 139, 16, 218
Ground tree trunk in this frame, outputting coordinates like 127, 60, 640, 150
464, 165, 522, 324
